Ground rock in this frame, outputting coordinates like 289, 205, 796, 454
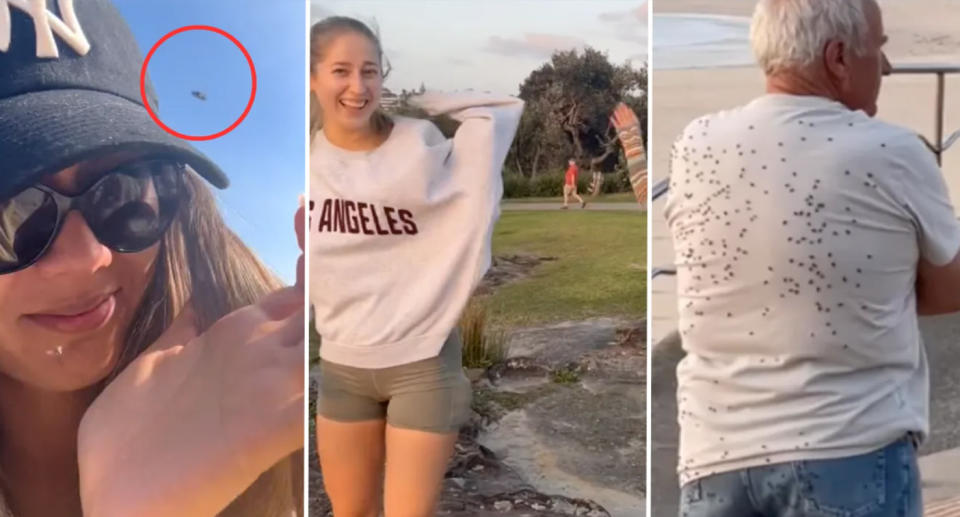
505, 319, 643, 370
551, 500, 577, 514
615, 324, 645, 348
466, 368, 487, 382
309, 316, 647, 517
475, 318, 645, 517
475, 254, 558, 295
487, 356, 552, 381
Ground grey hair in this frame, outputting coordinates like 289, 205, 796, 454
750, 0, 872, 75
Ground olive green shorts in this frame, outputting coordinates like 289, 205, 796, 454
317, 332, 472, 434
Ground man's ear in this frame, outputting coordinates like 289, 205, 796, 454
823, 39, 849, 85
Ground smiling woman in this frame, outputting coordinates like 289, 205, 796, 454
0, 0, 304, 516
309, 14, 525, 517
309, 17, 393, 147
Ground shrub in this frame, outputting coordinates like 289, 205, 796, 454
460, 299, 508, 368
550, 366, 581, 385
503, 173, 532, 198
531, 173, 564, 197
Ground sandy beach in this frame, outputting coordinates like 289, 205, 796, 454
651, 0, 960, 344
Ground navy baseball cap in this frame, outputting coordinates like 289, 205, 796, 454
0, 0, 228, 200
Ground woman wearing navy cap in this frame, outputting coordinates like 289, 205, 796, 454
0, 1, 303, 516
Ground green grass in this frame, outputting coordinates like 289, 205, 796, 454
502, 192, 637, 204
307, 209, 646, 363
550, 367, 582, 385
487, 210, 645, 327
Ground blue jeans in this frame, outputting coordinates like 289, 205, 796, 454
679, 437, 921, 517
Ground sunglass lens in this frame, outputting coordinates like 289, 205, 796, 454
0, 189, 58, 274
82, 162, 181, 253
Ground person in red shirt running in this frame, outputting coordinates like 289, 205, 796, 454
563, 159, 586, 209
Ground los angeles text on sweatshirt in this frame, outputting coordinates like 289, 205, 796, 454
310, 92, 524, 368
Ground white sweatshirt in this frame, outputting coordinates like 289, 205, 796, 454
309, 91, 524, 368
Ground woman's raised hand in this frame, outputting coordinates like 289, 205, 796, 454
78, 205, 306, 517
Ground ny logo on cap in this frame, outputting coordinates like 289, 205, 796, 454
0, 0, 90, 58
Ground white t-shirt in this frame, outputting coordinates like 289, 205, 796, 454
664, 94, 960, 485
310, 92, 523, 369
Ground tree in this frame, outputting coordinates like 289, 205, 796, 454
508, 47, 647, 179
389, 85, 460, 138
508, 96, 569, 178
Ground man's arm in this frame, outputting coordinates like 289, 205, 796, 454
917, 253, 960, 315
610, 102, 646, 206
895, 136, 960, 315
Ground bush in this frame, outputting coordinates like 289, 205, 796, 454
604, 168, 633, 194
531, 173, 564, 197
459, 299, 508, 369
503, 173, 532, 198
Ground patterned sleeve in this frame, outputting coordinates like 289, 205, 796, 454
616, 112, 647, 207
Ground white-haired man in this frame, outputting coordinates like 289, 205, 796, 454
665, 0, 960, 515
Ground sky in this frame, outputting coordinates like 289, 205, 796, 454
311, 0, 647, 95
115, 0, 306, 284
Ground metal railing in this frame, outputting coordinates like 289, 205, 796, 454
652, 177, 670, 202
652, 267, 676, 278
651, 177, 677, 347
651, 178, 674, 279
890, 63, 960, 165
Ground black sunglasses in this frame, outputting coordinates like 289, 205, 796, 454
0, 158, 185, 275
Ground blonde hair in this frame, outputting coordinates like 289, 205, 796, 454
309, 16, 393, 142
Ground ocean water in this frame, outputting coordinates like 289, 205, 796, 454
653, 14, 753, 70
